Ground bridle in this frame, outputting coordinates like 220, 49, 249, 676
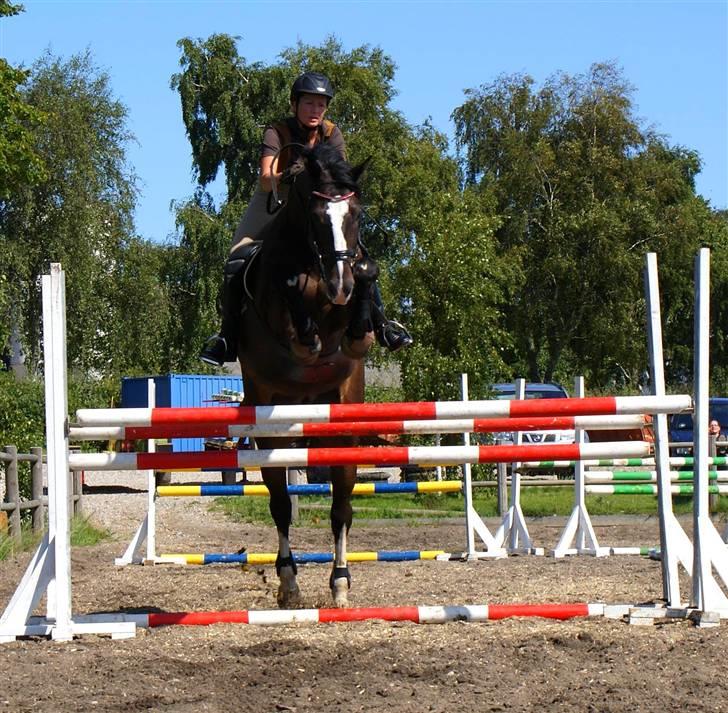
306, 189, 362, 277
267, 144, 369, 275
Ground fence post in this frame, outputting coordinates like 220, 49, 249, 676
30, 447, 44, 533
73, 470, 84, 517
496, 462, 508, 516
4, 446, 21, 541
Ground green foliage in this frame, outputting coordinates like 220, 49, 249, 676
211, 486, 714, 525
69, 515, 111, 547
0, 50, 138, 375
0, 515, 111, 561
164, 192, 240, 370
0, 2, 46, 209
0, 371, 118, 454
105, 237, 176, 375
453, 61, 722, 388
0, 371, 44, 452
0, 1, 24, 17
0, 370, 117, 499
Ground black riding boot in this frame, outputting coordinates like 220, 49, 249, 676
199, 258, 246, 367
371, 283, 413, 352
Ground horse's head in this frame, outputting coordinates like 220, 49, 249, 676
290, 144, 367, 306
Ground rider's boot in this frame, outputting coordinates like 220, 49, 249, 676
199, 258, 246, 367
371, 283, 413, 352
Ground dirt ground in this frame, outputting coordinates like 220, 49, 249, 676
2, 474, 728, 713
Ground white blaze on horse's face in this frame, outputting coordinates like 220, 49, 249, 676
325, 198, 353, 305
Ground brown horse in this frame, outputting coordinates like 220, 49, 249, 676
237, 143, 376, 607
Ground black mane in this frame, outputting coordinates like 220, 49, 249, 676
303, 143, 359, 194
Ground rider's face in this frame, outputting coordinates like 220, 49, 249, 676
293, 93, 329, 128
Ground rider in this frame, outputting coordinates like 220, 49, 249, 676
199, 71, 412, 367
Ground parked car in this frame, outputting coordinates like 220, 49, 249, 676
669, 397, 728, 455
486, 382, 580, 445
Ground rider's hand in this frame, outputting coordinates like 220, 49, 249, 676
280, 158, 306, 184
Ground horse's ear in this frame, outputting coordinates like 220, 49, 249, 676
351, 156, 372, 183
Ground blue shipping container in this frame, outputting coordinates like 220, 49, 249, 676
120, 374, 244, 452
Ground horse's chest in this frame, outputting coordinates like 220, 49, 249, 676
243, 350, 357, 398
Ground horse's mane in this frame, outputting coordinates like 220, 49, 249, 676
303, 143, 360, 194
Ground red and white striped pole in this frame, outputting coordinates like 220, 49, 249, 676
69, 414, 649, 441
67, 441, 652, 472
75, 394, 690, 428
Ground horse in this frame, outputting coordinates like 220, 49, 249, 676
236, 142, 376, 608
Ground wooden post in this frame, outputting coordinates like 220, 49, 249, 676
4, 446, 21, 541
73, 470, 84, 517
30, 447, 44, 533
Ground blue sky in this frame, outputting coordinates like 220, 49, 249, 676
2, 0, 726, 243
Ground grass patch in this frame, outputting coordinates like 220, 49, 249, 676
211, 486, 728, 525
0, 524, 42, 561
70, 516, 111, 546
0, 516, 111, 561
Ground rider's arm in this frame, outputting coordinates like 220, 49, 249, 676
258, 126, 283, 193
259, 154, 282, 193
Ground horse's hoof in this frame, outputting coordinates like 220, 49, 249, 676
331, 578, 349, 608
341, 332, 375, 359
276, 566, 302, 608
277, 581, 302, 609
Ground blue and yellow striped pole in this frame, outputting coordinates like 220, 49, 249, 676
156, 480, 463, 497
159, 550, 451, 565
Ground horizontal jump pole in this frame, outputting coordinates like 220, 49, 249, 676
585, 484, 728, 495
584, 470, 725, 483
156, 480, 463, 498
67, 441, 652, 472
74, 394, 691, 428
519, 456, 728, 469
137, 602, 604, 627
159, 550, 451, 565
69, 414, 648, 442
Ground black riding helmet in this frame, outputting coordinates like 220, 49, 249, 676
290, 72, 335, 103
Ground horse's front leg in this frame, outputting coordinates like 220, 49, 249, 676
342, 258, 378, 359
282, 274, 321, 363
330, 464, 357, 607
261, 465, 301, 608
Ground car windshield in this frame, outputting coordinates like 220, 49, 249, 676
492, 388, 566, 400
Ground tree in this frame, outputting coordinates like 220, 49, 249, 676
0, 1, 47, 356
106, 236, 176, 376
0, 1, 46, 201
453, 62, 720, 388
1, 50, 138, 374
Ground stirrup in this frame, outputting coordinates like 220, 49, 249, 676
378, 320, 413, 352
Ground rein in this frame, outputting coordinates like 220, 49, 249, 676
267, 142, 307, 215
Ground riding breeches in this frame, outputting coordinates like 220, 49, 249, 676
229, 185, 290, 257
